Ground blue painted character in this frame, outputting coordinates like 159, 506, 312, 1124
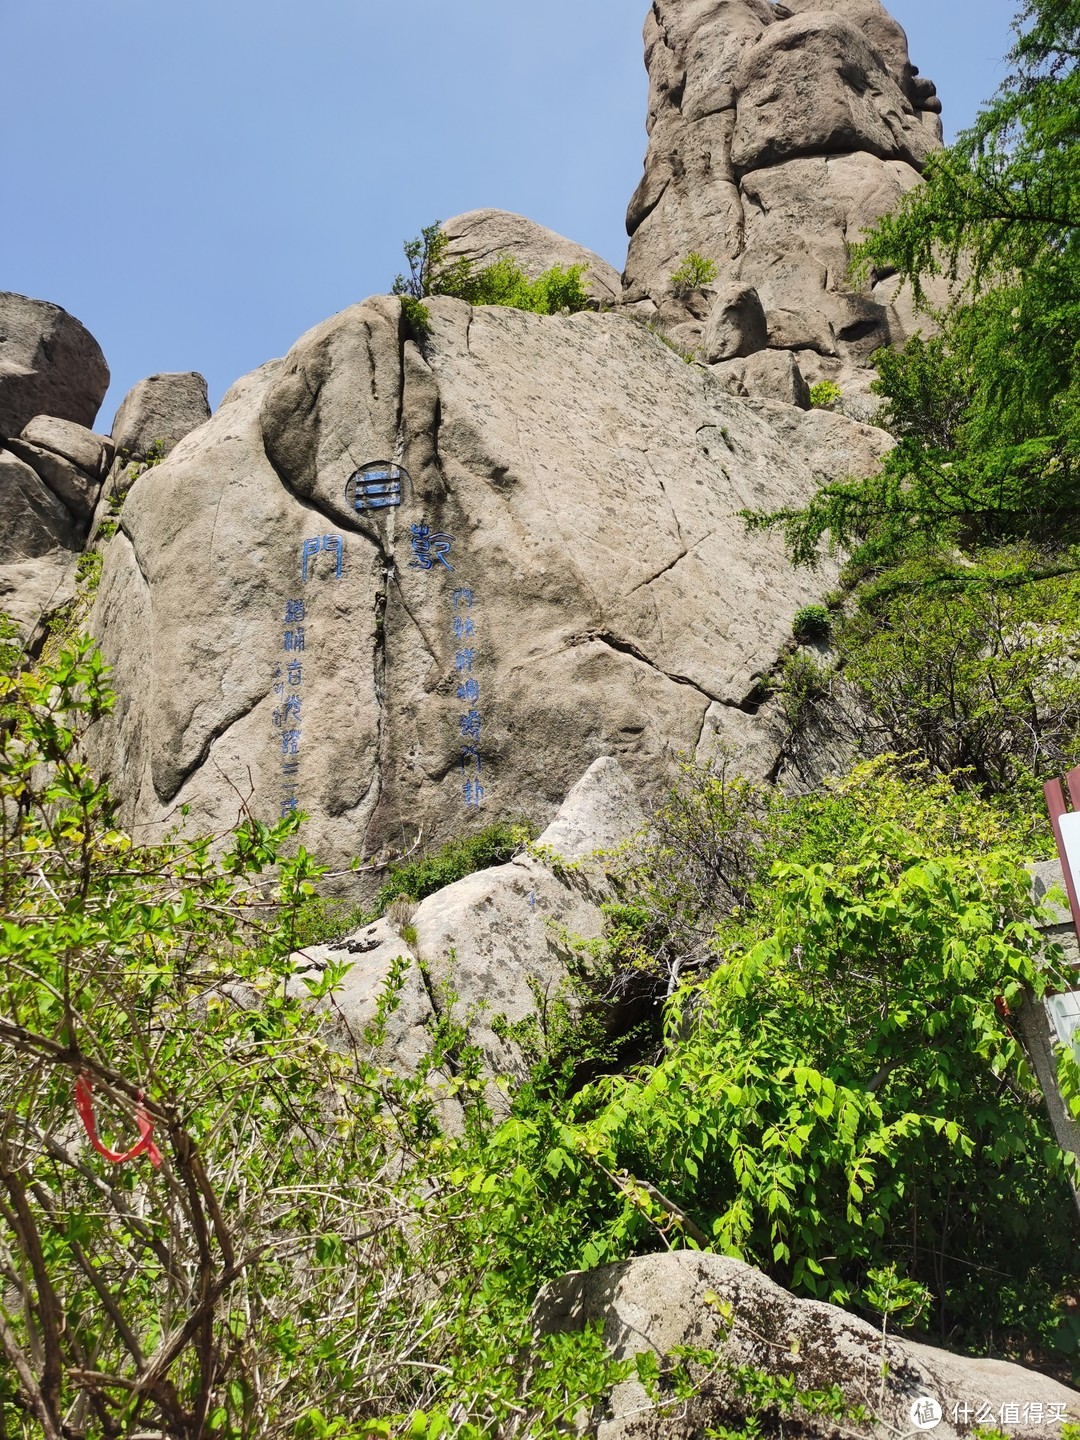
409, 524, 454, 572
459, 710, 482, 741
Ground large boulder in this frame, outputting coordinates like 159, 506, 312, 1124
19, 416, 114, 480
534, 1252, 1080, 1439
0, 293, 109, 436
0, 446, 82, 641
730, 12, 938, 174
293, 757, 645, 1097
440, 209, 622, 307
0, 450, 77, 562
623, 0, 944, 401
110, 371, 211, 469
5, 416, 111, 529
87, 295, 834, 872
411, 757, 645, 1082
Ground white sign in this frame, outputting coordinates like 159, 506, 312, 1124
1054, 810, 1080, 914
1045, 991, 1080, 1064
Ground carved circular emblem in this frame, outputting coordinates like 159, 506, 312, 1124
345, 461, 411, 513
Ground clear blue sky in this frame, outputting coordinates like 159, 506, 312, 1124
3, 0, 1019, 429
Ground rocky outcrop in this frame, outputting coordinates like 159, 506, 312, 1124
291, 757, 645, 1095
534, 1252, 1079, 1439
440, 209, 622, 306
110, 371, 211, 464
87, 295, 835, 871
6, 417, 113, 528
623, 0, 944, 404
0, 292, 109, 436
0, 413, 113, 638
106, 371, 212, 498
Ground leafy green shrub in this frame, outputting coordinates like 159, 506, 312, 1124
471, 759, 1079, 1360
809, 380, 842, 409
669, 251, 719, 296
837, 549, 1080, 802
791, 602, 831, 643
393, 222, 591, 317
778, 649, 834, 730
375, 821, 530, 908
398, 292, 432, 337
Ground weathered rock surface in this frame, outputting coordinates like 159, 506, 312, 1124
110, 371, 211, 467
290, 757, 644, 1101
19, 416, 114, 480
534, 1252, 1079, 1439
4, 438, 101, 527
712, 348, 811, 408
0, 444, 83, 642
412, 757, 645, 1082
440, 209, 622, 306
87, 294, 835, 871
0, 293, 110, 436
291, 915, 452, 1086
0, 550, 79, 640
623, 0, 944, 402
700, 283, 767, 362
0, 450, 77, 562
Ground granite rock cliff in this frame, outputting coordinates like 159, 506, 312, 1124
624, 0, 944, 409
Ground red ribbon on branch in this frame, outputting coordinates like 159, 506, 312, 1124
74, 1074, 163, 1168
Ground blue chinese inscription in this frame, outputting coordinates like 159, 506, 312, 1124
302, 534, 344, 582
409, 524, 454, 572
271, 537, 344, 819
450, 586, 487, 808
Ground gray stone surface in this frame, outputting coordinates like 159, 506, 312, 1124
534, 1252, 1079, 1439
291, 917, 434, 1072
623, 0, 943, 395
4, 438, 100, 526
0, 449, 76, 562
0, 292, 110, 436
20, 415, 114, 479
110, 371, 211, 464
712, 348, 811, 408
744, 400, 895, 485
440, 209, 622, 306
0, 551, 79, 640
701, 284, 767, 362
87, 295, 835, 868
286, 759, 643, 1107
410, 758, 646, 1085
730, 13, 937, 174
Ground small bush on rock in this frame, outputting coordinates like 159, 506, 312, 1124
809, 380, 843, 409
792, 603, 832, 643
393, 221, 591, 318
669, 251, 719, 296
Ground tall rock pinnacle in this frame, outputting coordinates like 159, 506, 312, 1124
624, 0, 944, 404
